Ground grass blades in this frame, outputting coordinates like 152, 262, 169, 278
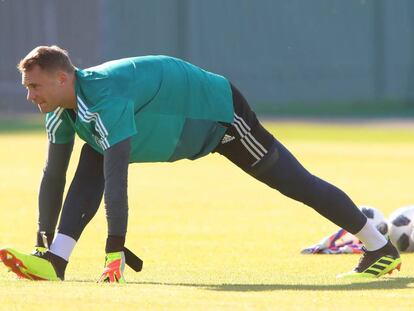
0, 122, 414, 310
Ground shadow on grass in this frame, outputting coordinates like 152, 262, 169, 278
128, 277, 414, 292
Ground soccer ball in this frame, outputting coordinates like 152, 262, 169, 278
388, 205, 414, 252
359, 205, 388, 236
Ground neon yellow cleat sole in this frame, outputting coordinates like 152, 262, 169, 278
0, 248, 60, 281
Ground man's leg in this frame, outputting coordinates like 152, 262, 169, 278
0, 144, 105, 280
57, 143, 104, 240
213, 84, 401, 278
47, 143, 105, 279
214, 84, 369, 235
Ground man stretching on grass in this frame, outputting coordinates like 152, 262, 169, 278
0, 46, 401, 282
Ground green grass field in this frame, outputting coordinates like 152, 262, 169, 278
1, 121, 414, 310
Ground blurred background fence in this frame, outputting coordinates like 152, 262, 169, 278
1, 0, 414, 116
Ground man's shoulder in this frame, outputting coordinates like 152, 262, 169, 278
45, 108, 67, 123
44, 108, 75, 143
82, 55, 171, 73
76, 56, 171, 104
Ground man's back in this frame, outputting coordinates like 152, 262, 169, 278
78, 55, 233, 121
59, 56, 235, 162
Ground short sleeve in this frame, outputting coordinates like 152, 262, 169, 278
90, 99, 137, 150
45, 108, 75, 144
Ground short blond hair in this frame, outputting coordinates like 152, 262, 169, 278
17, 45, 75, 73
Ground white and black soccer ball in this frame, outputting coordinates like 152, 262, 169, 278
388, 205, 414, 252
359, 205, 388, 236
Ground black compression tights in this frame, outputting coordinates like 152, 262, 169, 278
246, 138, 367, 234
57, 139, 367, 241
58, 144, 104, 240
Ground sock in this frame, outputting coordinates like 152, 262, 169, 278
46, 251, 68, 280
49, 233, 77, 261
353, 220, 387, 251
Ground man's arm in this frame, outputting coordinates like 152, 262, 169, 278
102, 138, 131, 253
37, 141, 74, 248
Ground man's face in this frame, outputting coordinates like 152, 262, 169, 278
22, 65, 66, 113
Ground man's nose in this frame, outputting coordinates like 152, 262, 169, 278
27, 90, 36, 102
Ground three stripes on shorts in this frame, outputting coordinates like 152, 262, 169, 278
232, 113, 268, 167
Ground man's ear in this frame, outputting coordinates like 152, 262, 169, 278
57, 70, 68, 86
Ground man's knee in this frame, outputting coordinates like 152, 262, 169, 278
248, 139, 317, 202
249, 142, 280, 177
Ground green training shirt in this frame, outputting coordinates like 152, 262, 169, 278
45, 55, 234, 162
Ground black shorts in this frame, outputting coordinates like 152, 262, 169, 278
213, 84, 276, 172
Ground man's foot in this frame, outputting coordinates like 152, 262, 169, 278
0, 248, 61, 281
98, 251, 126, 283
337, 240, 401, 279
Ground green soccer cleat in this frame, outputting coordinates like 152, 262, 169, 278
0, 247, 61, 281
98, 251, 126, 284
337, 240, 401, 279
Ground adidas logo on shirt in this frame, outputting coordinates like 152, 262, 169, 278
221, 134, 236, 144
